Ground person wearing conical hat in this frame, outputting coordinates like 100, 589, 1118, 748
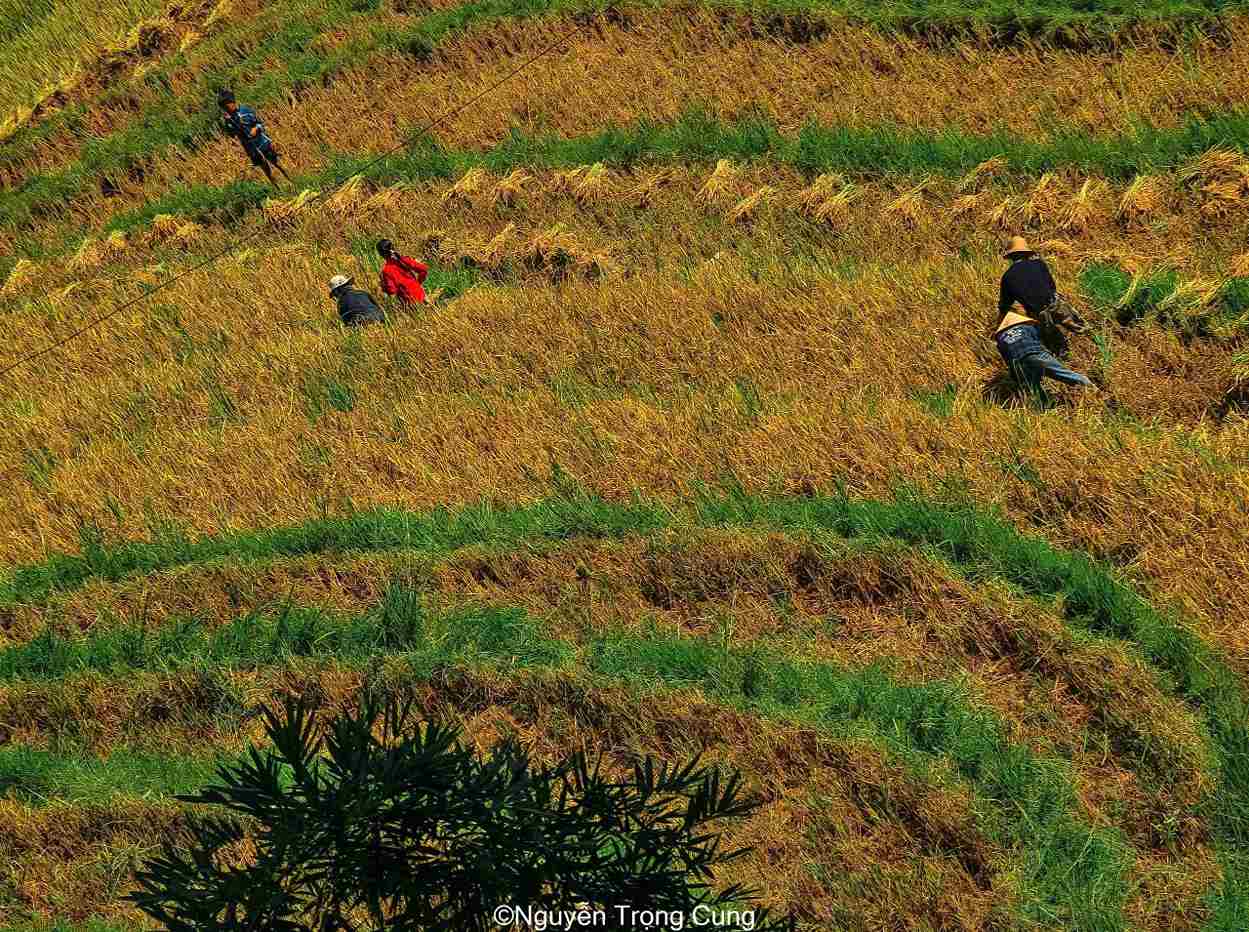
328, 274, 385, 326
993, 235, 1094, 400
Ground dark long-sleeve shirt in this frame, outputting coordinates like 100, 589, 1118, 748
998, 256, 1057, 318
221, 105, 271, 153
336, 288, 384, 326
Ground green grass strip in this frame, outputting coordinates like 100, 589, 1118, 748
48, 103, 1249, 248
1, 482, 1246, 853
2, 0, 1241, 177
3, 923, 138, 932
0, 745, 227, 805
6, 0, 1249, 239
0, 596, 571, 681
0, 596, 1132, 930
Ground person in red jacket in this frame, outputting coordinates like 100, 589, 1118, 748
378, 239, 430, 306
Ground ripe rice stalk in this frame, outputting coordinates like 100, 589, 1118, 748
1059, 179, 1106, 233
525, 223, 581, 265
795, 173, 845, 212
146, 213, 182, 242
1230, 253, 1249, 278
548, 166, 587, 195
324, 175, 368, 215
0, 105, 34, 144
415, 229, 446, 257
1232, 349, 1249, 386
1178, 148, 1249, 187
443, 168, 491, 205
985, 195, 1019, 230
70, 230, 129, 269
457, 222, 518, 272
1199, 178, 1248, 218
1157, 278, 1218, 317
795, 173, 858, 225
204, 0, 235, 26
480, 223, 517, 267
1019, 172, 1060, 225
179, 29, 202, 52
578, 250, 621, 280
491, 168, 532, 208
949, 192, 988, 217
884, 179, 932, 228
571, 163, 611, 207
1117, 175, 1165, 226
728, 185, 776, 224
0, 259, 38, 297
362, 186, 404, 213
262, 189, 319, 227
69, 238, 102, 270
957, 156, 1006, 193
1038, 238, 1076, 257
698, 159, 742, 204
628, 168, 675, 208
526, 224, 618, 280
1114, 267, 1166, 313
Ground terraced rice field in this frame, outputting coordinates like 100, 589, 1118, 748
1, 0, 1249, 928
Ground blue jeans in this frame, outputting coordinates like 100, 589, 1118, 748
996, 324, 1093, 395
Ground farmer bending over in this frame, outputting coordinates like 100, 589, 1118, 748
994, 236, 1094, 399
329, 275, 385, 326
378, 238, 430, 306
217, 89, 291, 188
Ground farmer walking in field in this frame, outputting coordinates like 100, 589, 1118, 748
993, 236, 1095, 401
329, 274, 385, 327
217, 89, 291, 189
377, 239, 431, 307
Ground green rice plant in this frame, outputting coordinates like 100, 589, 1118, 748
591, 630, 1130, 928
1080, 261, 1182, 324
23, 103, 1249, 251
1213, 277, 1249, 334
910, 382, 958, 418
4, 484, 1246, 845
0, 744, 228, 805
0, 590, 571, 680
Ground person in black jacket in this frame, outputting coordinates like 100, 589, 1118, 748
328, 274, 385, 326
993, 236, 1094, 402
997, 235, 1089, 357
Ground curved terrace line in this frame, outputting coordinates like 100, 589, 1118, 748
0, 604, 1134, 929
1, 485, 1245, 849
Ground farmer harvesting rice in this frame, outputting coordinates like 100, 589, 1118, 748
993, 236, 1094, 399
329, 274, 385, 326
377, 239, 431, 306
217, 89, 291, 188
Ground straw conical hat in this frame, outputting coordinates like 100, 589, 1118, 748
1003, 235, 1034, 258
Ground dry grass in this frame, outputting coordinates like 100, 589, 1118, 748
1117, 174, 1168, 227
1060, 178, 1108, 232
5, 239, 1245, 654
883, 178, 933, 228
794, 172, 858, 225
442, 166, 492, 206
0, 664, 1027, 927
491, 167, 532, 208
727, 184, 776, 224
15, 9, 1249, 197
697, 158, 744, 204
